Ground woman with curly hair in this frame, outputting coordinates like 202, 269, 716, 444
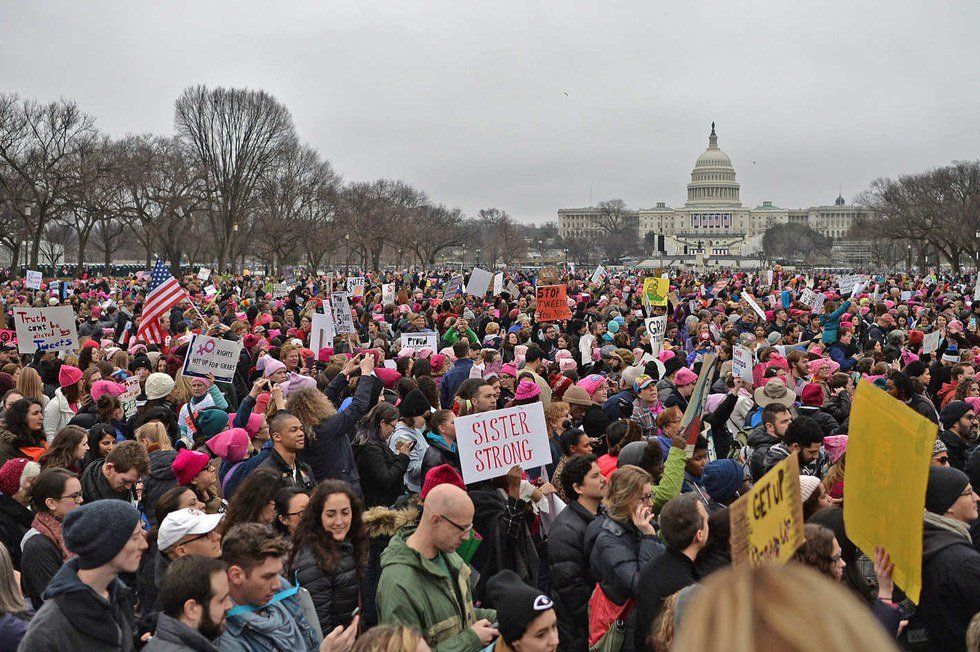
286, 479, 368, 636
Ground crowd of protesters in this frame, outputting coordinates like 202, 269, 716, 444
0, 264, 976, 651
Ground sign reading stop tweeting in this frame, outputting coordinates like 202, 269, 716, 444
181, 333, 243, 384
455, 403, 553, 484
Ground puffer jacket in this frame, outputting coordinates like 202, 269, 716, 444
420, 434, 461, 484
43, 388, 76, 438
823, 391, 853, 425
747, 425, 780, 482
390, 423, 428, 494
547, 501, 597, 652
353, 439, 410, 508
289, 542, 360, 635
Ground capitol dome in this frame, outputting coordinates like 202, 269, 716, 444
686, 122, 741, 207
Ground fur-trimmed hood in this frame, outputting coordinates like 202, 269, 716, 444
362, 505, 418, 539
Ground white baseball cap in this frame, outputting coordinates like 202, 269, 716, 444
157, 508, 223, 551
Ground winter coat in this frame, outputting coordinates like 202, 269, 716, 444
42, 388, 76, 438
546, 500, 597, 652
289, 542, 360, 635
826, 340, 857, 372
299, 373, 375, 496
469, 485, 538, 607
909, 515, 980, 652
823, 391, 853, 424
420, 434, 461, 484
81, 458, 137, 505
257, 448, 316, 492
141, 449, 178, 527
0, 611, 29, 651
377, 525, 496, 652
20, 530, 62, 609
18, 557, 137, 652
796, 406, 840, 436
361, 506, 418, 629
634, 548, 698, 651
390, 423, 428, 494
819, 300, 851, 344
0, 425, 40, 468
939, 429, 971, 471
67, 402, 99, 431
747, 426, 780, 482
143, 613, 218, 652
353, 440, 410, 508
439, 359, 474, 409
0, 493, 33, 571
909, 392, 940, 425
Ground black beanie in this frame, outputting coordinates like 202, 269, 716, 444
940, 401, 972, 429
399, 389, 431, 419
63, 500, 142, 569
487, 570, 554, 644
926, 465, 970, 515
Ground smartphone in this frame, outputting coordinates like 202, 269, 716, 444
350, 607, 360, 618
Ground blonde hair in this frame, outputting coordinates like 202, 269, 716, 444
0, 543, 27, 615
15, 366, 45, 402
673, 564, 899, 652
110, 350, 129, 371
286, 387, 336, 437
169, 372, 193, 407
543, 400, 570, 426
602, 465, 652, 523
136, 421, 172, 451
351, 624, 426, 652
650, 591, 679, 652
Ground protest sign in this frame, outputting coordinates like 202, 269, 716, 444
838, 275, 860, 296
733, 345, 755, 383
203, 285, 217, 298
283, 267, 296, 287
922, 330, 941, 355
642, 277, 669, 307
492, 272, 504, 296
272, 283, 289, 298
535, 285, 572, 322
679, 353, 718, 453
900, 290, 912, 302
346, 277, 365, 296
711, 278, 730, 295
445, 275, 463, 296
401, 332, 439, 352
579, 333, 595, 366
310, 312, 336, 351
466, 267, 493, 297
12, 306, 78, 354
811, 292, 825, 315
120, 376, 141, 419
331, 292, 356, 334
181, 334, 243, 384
455, 403, 553, 484
798, 288, 817, 309
591, 265, 607, 284
644, 316, 667, 356
974, 275, 980, 301
730, 454, 805, 567
742, 293, 767, 321
844, 381, 936, 604
197, 267, 211, 282
505, 280, 519, 297
382, 283, 396, 304
25, 270, 42, 290
0, 330, 16, 346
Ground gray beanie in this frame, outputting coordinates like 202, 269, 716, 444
617, 441, 651, 468
63, 500, 141, 569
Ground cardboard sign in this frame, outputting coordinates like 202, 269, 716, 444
974, 275, 980, 302
742, 293, 767, 321
12, 306, 78, 354
922, 330, 941, 355
492, 272, 504, 296
382, 283, 396, 304
643, 277, 669, 307
120, 376, 141, 419
811, 292, 825, 315
535, 285, 572, 322
644, 316, 667, 357
466, 267, 493, 297
844, 381, 936, 603
591, 266, 607, 284
799, 288, 817, 309
455, 403, 553, 484
730, 454, 805, 567
25, 270, 42, 290
712, 278, 730, 295
733, 345, 755, 383
310, 312, 336, 352
181, 333, 243, 384
679, 353, 718, 452
197, 267, 211, 282
0, 330, 16, 346
401, 332, 439, 352
346, 277, 366, 296
331, 292, 356, 334
445, 275, 463, 296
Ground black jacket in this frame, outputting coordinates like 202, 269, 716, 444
353, 440, 409, 508
939, 429, 971, 471
470, 485, 538, 608
546, 500, 597, 652
797, 406, 840, 436
81, 459, 137, 505
911, 520, 980, 652
258, 447, 317, 492
20, 531, 63, 609
143, 613, 218, 652
289, 542, 359, 634
909, 392, 940, 425
823, 391, 852, 425
0, 493, 32, 571
419, 435, 460, 484
141, 450, 178, 527
635, 548, 698, 651
747, 426, 780, 482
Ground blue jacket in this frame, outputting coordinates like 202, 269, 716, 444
819, 300, 851, 344
217, 578, 321, 652
826, 341, 857, 373
440, 359, 474, 409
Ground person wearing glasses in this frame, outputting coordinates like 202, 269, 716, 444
20, 468, 84, 609
80, 439, 149, 506
938, 400, 977, 470
354, 402, 412, 509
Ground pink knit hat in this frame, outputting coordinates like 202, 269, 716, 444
90, 380, 126, 403
172, 449, 211, 485
577, 374, 606, 397
262, 357, 286, 378
58, 365, 83, 388
823, 434, 848, 465
514, 379, 541, 401
499, 364, 518, 378
675, 367, 698, 387
205, 428, 250, 464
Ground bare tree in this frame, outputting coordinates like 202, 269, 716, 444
174, 86, 297, 272
592, 199, 640, 264
406, 204, 465, 264
340, 179, 426, 269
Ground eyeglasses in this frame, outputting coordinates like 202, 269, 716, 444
181, 529, 220, 546
59, 491, 83, 502
936, 456, 950, 465
438, 513, 473, 534
827, 552, 842, 563
960, 488, 975, 498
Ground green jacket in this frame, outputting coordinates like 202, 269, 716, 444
442, 327, 479, 348
653, 446, 687, 514
378, 526, 495, 652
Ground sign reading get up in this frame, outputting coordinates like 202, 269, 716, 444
455, 404, 553, 483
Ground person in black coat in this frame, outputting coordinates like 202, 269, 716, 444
285, 479, 367, 635
353, 402, 411, 508
547, 454, 605, 652
420, 409, 461, 483
0, 458, 38, 571
634, 494, 707, 651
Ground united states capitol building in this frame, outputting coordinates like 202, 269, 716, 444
558, 123, 869, 264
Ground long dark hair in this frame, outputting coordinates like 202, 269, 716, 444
85, 423, 115, 467
354, 402, 399, 446
39, 425, 87, 470
274, 486, 309, 536
220, 471, 285, 535
287, 479, 367, 578
4, 398, 44, 446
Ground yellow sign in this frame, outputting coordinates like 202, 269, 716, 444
729, 454, 805, 567
642, 277, 669, 307
844, 381, 936, 604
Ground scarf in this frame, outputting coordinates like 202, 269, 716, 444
923, 510, 972, 541
33, 512, 73, 561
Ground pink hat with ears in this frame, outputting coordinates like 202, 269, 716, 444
674, 367, 698, 386
658, 350, 675, 363
559, 358, 577, 372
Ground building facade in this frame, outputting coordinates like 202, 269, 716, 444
558, 123, 867, 259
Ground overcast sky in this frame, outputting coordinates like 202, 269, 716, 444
2, 1, 978, 222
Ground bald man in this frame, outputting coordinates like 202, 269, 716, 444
377, 484, 498, 651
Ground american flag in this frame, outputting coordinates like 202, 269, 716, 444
136, 260, 188, 344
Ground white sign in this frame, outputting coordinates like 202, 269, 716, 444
120, 376, 141, 418
12, 306, 78, 354
579, 333, 595, 366
445, 275, 463, 296
644, 315, 668, 357
331, 292, 357, 334
900, 290, 912, 302
204, 285, 217, 298
466, 267, 493, 297
310, 312, 336, 352
591, 266, 607, 284
400, 332, 439, 352
25, 270, 42, 290
743, 293, 768, 321
799, 288, 818, 309
197, 267, 211, 282
811, 292, 825, 315
455, 403, 553, 484
922, 330, 942, 356
272, 283, 288, 298
974, 276, 980, 302
766, 269, 774, 287
346, 277, 365, 296
382, 283, 396, 304
492, 273, 504, 296
733, 345, 755, 384
181, 334, 243, 384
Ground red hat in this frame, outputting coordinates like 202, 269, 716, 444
420, 464, 467, 500
172, 449, 211, 485
801, 383, 824, 407
317, 347, 335, 363
550, 375, 573, 400
909, 330, 924, 346
429, 354, 447, 373
0, 458, 31, 497
242, 334, 260, 349
374, 367, 401, 390
58, 365, 83, 388
82, 339, 100, 349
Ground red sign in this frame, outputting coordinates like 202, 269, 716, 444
535, 285, 572, 322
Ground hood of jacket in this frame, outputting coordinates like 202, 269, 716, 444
148, 449, 178, 482
152, 613, 218, 652
393, 423, 426, 445
380, 524, 464, 577
0, 491, 32, 525
362, 505, 419, 539
43, 557, 131, 646
747, 424, 779, 448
